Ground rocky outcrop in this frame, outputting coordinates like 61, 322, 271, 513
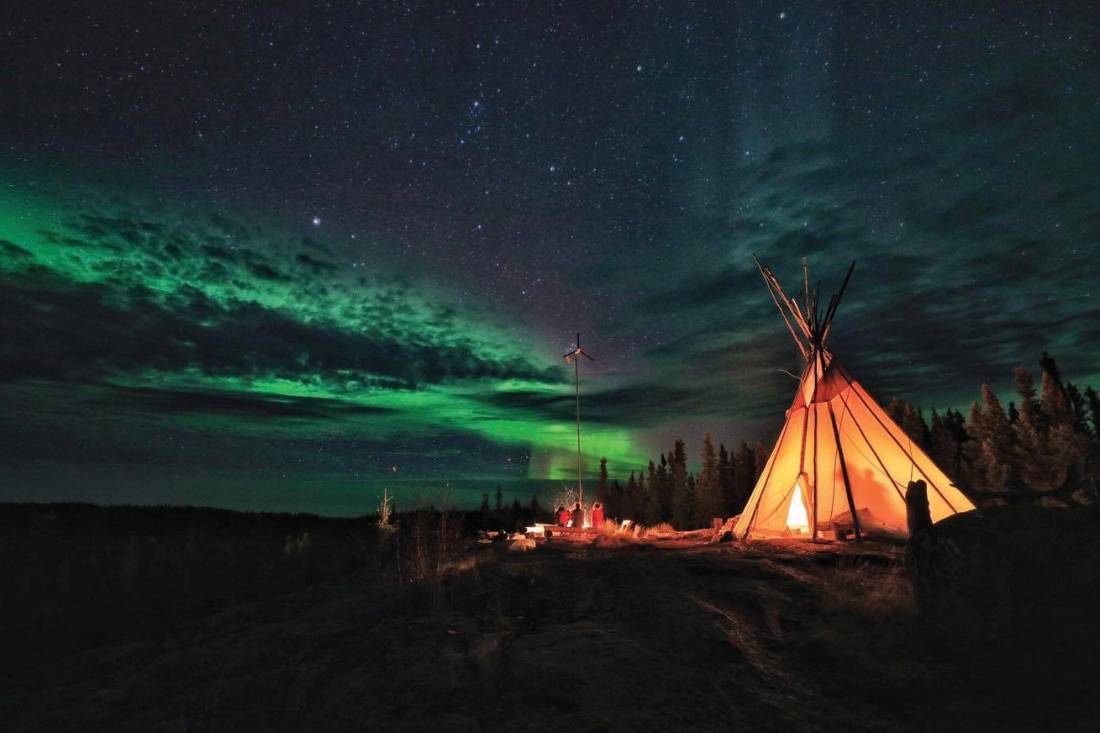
905, 479, 1100, 643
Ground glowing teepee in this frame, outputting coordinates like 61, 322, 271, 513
735, 258, 974, 541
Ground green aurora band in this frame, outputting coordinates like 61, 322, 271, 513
0, 175, 646, 511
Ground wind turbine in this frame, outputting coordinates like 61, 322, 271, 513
562, 332, 594, 506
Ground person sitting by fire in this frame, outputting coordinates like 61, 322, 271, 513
570, 502, 583, 528
591, 501, 605, 527
556, 505, 570, 527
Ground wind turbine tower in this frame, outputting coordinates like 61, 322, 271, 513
562, 333, 594, 505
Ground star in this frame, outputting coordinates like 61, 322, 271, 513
311, 216, 322, 226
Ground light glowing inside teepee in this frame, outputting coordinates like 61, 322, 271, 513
786, 485, 810, 532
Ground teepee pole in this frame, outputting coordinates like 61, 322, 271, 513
754, 256, 810, 359
811, 407, 819, 542
838, 392, 908, 505
740, 406, 797, 538
827, 403, 862, 542
847, 385, 959, 512
820, 261, 856, 339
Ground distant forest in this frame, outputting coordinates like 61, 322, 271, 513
536, 352, 1100, 530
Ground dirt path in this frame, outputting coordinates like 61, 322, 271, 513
463, 543, 917, 732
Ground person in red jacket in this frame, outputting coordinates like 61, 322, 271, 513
570, 502, 584, 528
556, 505, 570, 526
591, 501, 606, 528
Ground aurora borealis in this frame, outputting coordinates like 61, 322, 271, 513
3, 2, 1099, 513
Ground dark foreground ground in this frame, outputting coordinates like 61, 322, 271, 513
2, 504, 1098, 732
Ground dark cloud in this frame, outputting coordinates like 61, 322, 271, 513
295, 252, 339, 273
98, 384, 396, 420
478, 382, 705, 426
0, 240, 32, 259
0, 268, 556, 389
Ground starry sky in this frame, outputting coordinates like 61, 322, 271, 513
2, 2, 1099, 513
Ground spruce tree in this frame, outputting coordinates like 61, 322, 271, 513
1017, 367, 1039, 418
624, 472, 638, 519
638, 470, 648, 519
1066, 383, 1090, 436
670, 439, 695, 528
754, 440, 768, 480
1012, 368, 1049, 491
673, 472, 698, 530
656, 454, 672, 522
887, 398, 930, 448
962, 400, 985, 490
1041, 364, 1069, 422
718, 443, 735, 517
1084, 387, 1100, 484
983, 384, 1014, 490
1085, 387, 1100, 439
945, 408, 969, 452
929, 409, 961, 476
610, 479, 625, 519
1039, 351, 1062, 385
596, 457, 610, 506
732, 440, 756, 513
1039, 354, 1087, 491
645, 460, 661, 525
696, 433, 722, 525
495, 484, 503, 511
962, 385, 1012, 492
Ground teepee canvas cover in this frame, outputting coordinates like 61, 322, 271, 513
735, 258, 974, 540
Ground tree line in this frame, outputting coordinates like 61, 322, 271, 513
589, 435, 769, 530
587, 352, 1100, 530
886, 352, 1099, 502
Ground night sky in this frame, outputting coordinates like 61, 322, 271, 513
3, 2, 1099, 513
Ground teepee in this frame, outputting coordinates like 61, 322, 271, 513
735, 257, 974, 541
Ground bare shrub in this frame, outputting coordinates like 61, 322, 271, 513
282, 531, 311, 557
398, 507, 467, 584
377, 488, 395, 531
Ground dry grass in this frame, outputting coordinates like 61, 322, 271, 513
817, 557, 916, 619
594, 519, 621, 537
